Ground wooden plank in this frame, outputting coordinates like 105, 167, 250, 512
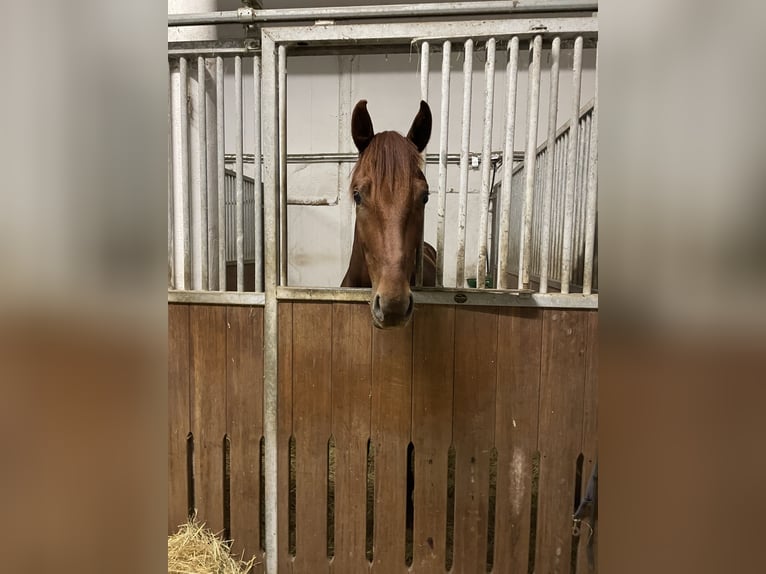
291, 302, 333, 574
576, 310, 598, 574
168, 304, 191, 533
534, 309, 588, 574
493, 308, 543, 573
370, 320, 413, 574
330, 303, 373, 574
411, 305, 455, 574
451, 306, 498, 573
190, 304, 228, 533
278, 303, 295, 573
226, 306, 265, 571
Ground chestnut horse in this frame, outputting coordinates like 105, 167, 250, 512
341, 99, 437, 329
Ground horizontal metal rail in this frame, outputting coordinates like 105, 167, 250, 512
169, 2, 598, 27
167, 290, 266, 306
275, 287, 597, 308
223, 151, 516, 165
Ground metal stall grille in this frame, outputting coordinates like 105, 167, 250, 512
168, 50, 265, 299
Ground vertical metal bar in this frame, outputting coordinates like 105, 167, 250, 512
278, 44, 288, 286
538, 37, 561, 293
416, 41, 429, 287
216, 57, 226, 291
197, 56, 209, 290
235, 55, 245, 292
175, 57, 191, 290
476, 37, 496, 289
435, 40, 451, 287
455, 38, 473, 288
583, 48, 598, 294
168, 62, 174, 289
254, 54, 264, 292
497, 37, 519, 290
518, 35, 542, 289
261, 32, 278, 574
560, 36, 583, 294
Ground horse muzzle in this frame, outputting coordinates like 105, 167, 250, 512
371, 291, 414, 329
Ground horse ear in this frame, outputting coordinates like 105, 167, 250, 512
407, 100, 432, 152
351, 100, 375, 153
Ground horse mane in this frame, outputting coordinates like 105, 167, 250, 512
352, 131, 423, 198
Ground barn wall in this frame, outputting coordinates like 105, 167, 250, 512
168, 302, 598, 573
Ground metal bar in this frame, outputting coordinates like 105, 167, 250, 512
560, 36, 583, 294
167, 290, 266, 306
538, 37, 561, 293
455, 38, 473, 288
224, 151, 513, 165
197, 57, 209, 290
254, 54, 264, 292
169, 2, 600, 26
518, 35, 542, 289
497, 37, 519, 290
278, 44, 288, 286
216, 57, 226, 291
168, 63, 174, 289
275, 286, 597, 309
435, 40, 451, 287
583, 47, 598, 295
416, 41, 430, 287
175, 57, 191, 290
235, 55, 245, 292
261, 17, 597, 45
476, 38, 497, 289
261, 31, 278, 574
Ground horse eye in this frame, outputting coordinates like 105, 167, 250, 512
422, 192, 429, 205
353, 190, 362, 205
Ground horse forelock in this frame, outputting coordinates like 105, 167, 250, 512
352, 131, 423, 200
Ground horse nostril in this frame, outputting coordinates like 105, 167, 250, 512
406, 294, 414, 316
372, 294, 384, 321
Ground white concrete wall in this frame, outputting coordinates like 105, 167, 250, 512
219, 44, 596, 288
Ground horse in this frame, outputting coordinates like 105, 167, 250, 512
341, 99, 437, 329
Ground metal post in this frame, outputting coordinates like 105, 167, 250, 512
174, 57, 191, 290
435, 40, 451, 287
261, 31, 279, 574
456, 38, 473, 288
197, 56, 209, 290
560, 36, 583, 294
216, 57, 226, 291
278, 45, 288, 286
538, 37, 561, 293
476, 38, 496, 289
235, 55, 245, 292
497, 37, 519, 290
168, 63, 174, 289
583, 48, 598, 295
416, 41, 429, 287
254, 54, 264, 292
518, 35, 542, 289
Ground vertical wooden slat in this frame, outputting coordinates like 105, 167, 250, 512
370, 321, 413, 574
451, 306, 498, 572
278, 303, 295, 573
226, 306, 265, 570
535, 309, 588, 574
330, 303, 373, 574
577, 311, 599, 573
291, 303, 333, 574
168, 304, 191, 533
411, 305, 455, 574
190, 305, 228, 533
493, 308, 543, 573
